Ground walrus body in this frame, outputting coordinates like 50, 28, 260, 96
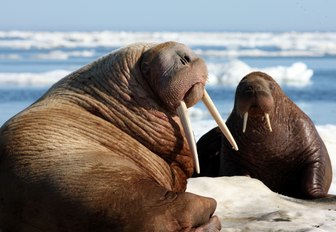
196, 71, 332, 199
0, 42, 221, 231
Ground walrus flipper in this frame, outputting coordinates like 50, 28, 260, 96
115, 177, 221, 231
300, 145, 333, 199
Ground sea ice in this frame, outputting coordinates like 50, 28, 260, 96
187, 176, 336, 232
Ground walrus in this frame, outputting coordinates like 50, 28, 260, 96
196, 71, 333, 199
0, 42, 237, 231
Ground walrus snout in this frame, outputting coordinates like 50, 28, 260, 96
140, 42, 208, 112
184, 83, 204, 108
237, 91, 274, 116
237, 96, 273, 133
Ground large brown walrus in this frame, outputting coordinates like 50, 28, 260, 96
196, 71, 332, 199
0, 42, 237, 231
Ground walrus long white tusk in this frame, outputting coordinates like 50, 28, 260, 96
265, 113, 272, 132
176, 101, 200, 174
243, 112, 248, 133
202, 90, 239, 151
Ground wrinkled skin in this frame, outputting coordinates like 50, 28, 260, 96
196, 71, 332, 199
0, 42, 221, 231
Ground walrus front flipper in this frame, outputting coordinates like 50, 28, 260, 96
281, 144, 333, 199
194, 127, 223, 177
300, 145, 333, 199
118, 178, 221, 231
144, 188, 221, 232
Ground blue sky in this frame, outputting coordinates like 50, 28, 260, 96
1, 0, 335, 32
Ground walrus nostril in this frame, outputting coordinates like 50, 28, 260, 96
179, 55, 191, 65
184, 55, 191, 63
244, 84, 264, 92
180, 58, 187, 65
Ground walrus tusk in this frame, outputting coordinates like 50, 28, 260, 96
176, 101, 200, 174
243, 112, 248, 133
202, 90, 239, 151
265, 113, 272, 132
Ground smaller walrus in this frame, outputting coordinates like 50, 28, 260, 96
196, 71, 333, 199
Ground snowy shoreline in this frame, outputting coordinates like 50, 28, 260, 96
187, 176, 336, 231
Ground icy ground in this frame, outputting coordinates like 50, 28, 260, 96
188, 176, 336, 232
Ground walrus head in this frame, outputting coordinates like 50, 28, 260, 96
235, 71, 278, 133
141, 41, 206, 110
141, 42, 238, 173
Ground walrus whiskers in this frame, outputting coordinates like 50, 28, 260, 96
243, 112, 272, 133
176, 101, 200, 174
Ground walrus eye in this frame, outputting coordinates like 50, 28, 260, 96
141, 62, 150, 75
